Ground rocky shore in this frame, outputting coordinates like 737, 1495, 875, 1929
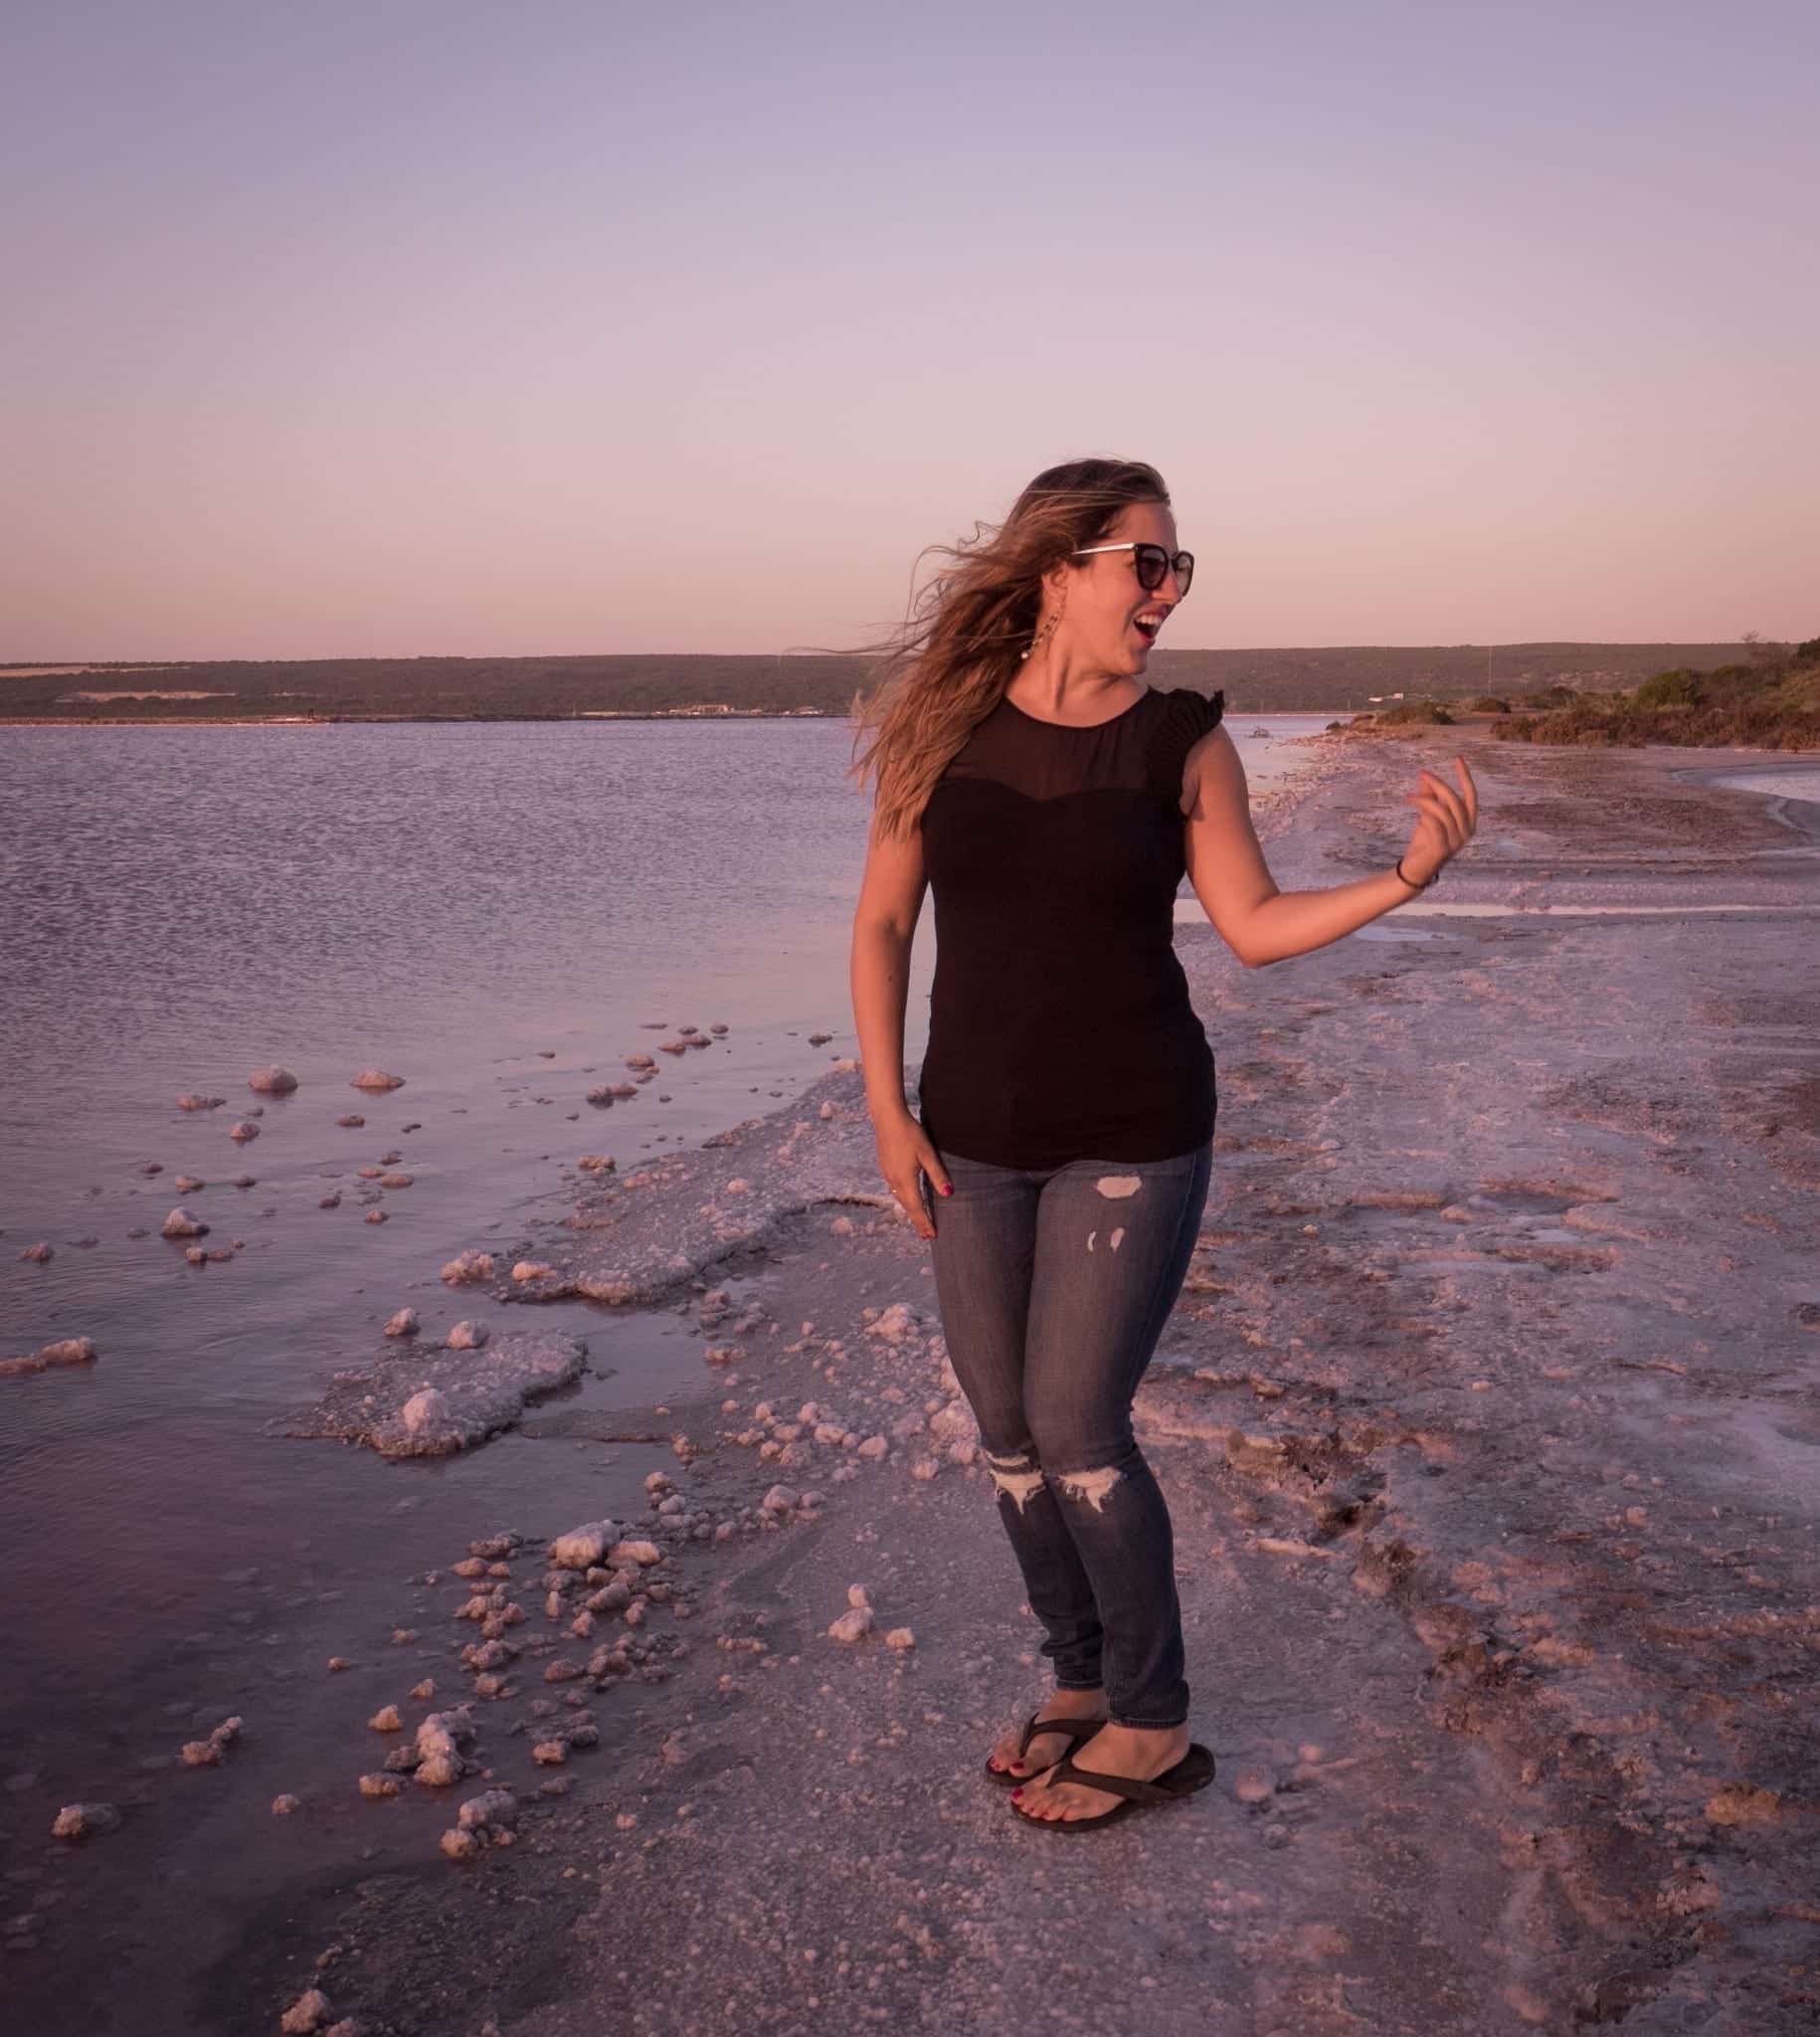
7, 724, 1817, 2036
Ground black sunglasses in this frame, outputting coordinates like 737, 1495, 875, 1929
1071, 541, 1193, 596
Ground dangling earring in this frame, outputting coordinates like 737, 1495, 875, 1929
1022, 587, 1066, 661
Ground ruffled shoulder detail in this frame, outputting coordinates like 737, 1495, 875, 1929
1146, 686, 1225, 807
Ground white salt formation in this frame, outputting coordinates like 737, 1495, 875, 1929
178, 1716, 242, 1767
828, 1586, 874, 1643
441, 1248, 496, 1285
0, 1336, 98, 1379
51, 1802, 119, 1840
286, 1329, 588, 1457
550, 1521, 619, 1570
413, 1707, 475, 1789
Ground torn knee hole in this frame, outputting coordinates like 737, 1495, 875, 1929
985, 1448, 1046, 1513
1053, 1466, 1123, 1511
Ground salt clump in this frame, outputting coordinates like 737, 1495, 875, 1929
351, 1069, 405, 1091
248, 1066, 299, 1094
864, 1302, 918, 1343
0, 1336, 99, 1379
162, 1207, 209, 1239
457, 1787, 518, 1831
397, 1389, 448, 1438
441, 1249, 495, 1286
51, 1802, 119, 1840
179, 1716, 242, 1766
280, 1989, 334, 2033
829, 1584, 874, 1642
550, 1521, 617, 1571
414, 1706, 474, 1788
446, 1320, 489, 1351
383, 1308, 419, 1338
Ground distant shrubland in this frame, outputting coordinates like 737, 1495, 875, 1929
1488, 639, 1820, 750
0, 642, 1766, 723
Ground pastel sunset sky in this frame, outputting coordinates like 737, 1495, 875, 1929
4, 0, 1815, 659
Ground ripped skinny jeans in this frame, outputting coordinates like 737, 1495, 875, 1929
925, 1139, 1213, 1730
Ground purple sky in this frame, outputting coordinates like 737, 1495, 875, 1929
4, 0, 1816, 659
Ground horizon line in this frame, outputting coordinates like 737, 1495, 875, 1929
0, 635, 1779, 671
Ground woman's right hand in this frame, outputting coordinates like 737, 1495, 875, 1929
873, 1107, 952, 1240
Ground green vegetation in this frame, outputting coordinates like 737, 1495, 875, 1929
1365, 698, 1454, 725
1490, 642, 1820, 750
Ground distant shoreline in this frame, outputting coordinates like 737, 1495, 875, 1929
0, 644, 1762, 728
0, 706, 1347, 730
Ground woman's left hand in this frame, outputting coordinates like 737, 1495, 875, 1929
1400, 756, 1479, 883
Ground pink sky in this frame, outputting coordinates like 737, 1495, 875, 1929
3, 0, 1816, 659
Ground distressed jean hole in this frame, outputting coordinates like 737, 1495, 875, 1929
985, 1449, 1046, 1514
1053, 1466, 1123, 1512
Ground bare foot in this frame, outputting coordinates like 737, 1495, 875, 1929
985, 1686, 1109, 1782
1010, 1720, 1190, 1821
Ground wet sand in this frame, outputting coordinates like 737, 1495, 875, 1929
7, 725, 1818, 2036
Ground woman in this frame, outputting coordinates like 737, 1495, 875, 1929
847, 458, 1477, 1831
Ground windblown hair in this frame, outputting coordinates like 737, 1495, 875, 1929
848, 458, 1171, 839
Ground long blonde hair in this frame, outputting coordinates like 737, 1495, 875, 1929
847, 458, 1171, 838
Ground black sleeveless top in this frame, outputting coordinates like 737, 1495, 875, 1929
914, 682, 1226, 1168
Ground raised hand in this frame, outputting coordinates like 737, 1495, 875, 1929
1400, 756, 1478, 884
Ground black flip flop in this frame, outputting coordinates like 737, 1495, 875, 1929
984, 1711, 1107, 1788
1009, 1741, 1216, 1830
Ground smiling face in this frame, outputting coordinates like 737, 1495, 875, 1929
1049, 497, 1188, 677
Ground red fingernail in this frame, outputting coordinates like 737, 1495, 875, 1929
939, 1185, 952, 1197
1010, 1788, 1023, 1801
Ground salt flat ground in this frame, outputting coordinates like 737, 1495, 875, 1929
11, 727, 1817, 2035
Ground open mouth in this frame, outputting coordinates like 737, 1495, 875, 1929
1133, 610, 1167, 645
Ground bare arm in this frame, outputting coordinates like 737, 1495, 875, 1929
1181, 730, 1477, 968
848, 809, 952, 1234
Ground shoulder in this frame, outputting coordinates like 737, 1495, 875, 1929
1144, 686, 1224, 799
1153, 684, 1225, 735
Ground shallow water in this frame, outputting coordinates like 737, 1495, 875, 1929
0, 711, 1331, 1674
1705, 764, 1820, 805
1174, 895, 1818, 928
